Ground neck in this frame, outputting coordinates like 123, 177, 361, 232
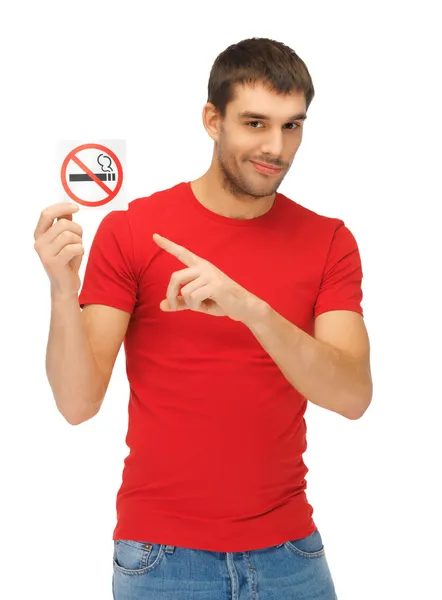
192, 166, 276, 221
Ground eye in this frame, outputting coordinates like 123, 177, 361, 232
245, 121, 300, 129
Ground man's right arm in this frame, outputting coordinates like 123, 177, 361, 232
46, 294, 131, 425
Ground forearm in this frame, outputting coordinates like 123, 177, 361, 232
244, 301, 370, 419
46, 293, 105, 424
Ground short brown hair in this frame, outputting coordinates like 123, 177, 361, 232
207, 37, 315, 118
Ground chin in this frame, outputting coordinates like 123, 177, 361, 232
248, 181, 279, 197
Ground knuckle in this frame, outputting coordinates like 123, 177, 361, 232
42, 206, 56, 220
62, 229, 76, 242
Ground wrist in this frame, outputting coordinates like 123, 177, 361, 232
243, 296, 271, 329
50, 287, 79, 305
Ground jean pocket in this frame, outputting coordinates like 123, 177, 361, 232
113, 540, 165, 575
285, 529, 325, 558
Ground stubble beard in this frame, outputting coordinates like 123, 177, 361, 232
217, 140, 283, 201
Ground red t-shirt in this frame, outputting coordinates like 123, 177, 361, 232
78, 180, 364, 552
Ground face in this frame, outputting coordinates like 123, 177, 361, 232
204, 80, 307, 199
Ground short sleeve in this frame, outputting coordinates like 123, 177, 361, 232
314, 221, 364, 319
78, 210, 138, 313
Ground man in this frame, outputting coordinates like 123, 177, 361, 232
34, 37, 372, 599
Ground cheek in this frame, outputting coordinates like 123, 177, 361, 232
220, 140, 245, 165
222, 127, 252, 155
219, 130, 256, 167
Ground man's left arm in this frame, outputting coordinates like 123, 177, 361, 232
243, 302, 373, 420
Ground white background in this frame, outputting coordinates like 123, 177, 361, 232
1, 1, 441, 598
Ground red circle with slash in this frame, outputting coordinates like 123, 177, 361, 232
61, 143, 123, 207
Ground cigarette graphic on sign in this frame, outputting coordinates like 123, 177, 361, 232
69, 173, 116, 181
69, 153, 116, 182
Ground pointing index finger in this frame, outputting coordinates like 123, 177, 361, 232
153, 233, 196, 266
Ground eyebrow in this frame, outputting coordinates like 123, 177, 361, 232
239, 111, 307, 121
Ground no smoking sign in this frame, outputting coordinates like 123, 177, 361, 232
57, 140, 126, 209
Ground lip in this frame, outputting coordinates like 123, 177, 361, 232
251, 160, 282, 175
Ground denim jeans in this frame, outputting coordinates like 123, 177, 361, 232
112, 528, 338, 599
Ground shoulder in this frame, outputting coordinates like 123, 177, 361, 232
277, 191, 346, 237
127, 181, 186, 218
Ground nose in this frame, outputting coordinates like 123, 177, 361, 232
259, 130, 284, 161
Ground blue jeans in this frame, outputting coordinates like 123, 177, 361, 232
112, 529, 338, 599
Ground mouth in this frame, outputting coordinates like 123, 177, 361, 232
250, 160, 283, 175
